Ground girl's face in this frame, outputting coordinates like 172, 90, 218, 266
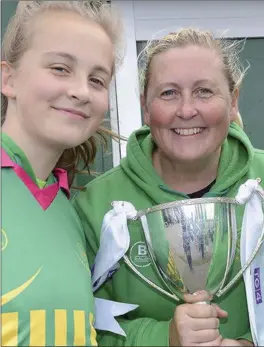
2, 10, 114, 149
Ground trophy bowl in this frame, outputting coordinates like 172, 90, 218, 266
133, 197, 238, 301
120, 197, 248, 302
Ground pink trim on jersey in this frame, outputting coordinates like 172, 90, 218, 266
1, 148, 70, 209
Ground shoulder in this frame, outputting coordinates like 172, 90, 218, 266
249, 148, 264, 179
90, 165, 124, 183
72, 164, 127, 204
253, 148, 264, 156
252, 148, 264, 165
84, 165, 126, 193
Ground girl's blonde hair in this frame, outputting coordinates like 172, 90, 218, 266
1, 0, 124, 186
138, 28, 248, 128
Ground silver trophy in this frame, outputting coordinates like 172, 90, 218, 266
121, 180, 264, 302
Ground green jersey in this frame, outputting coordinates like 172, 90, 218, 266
1, 133, 97, 347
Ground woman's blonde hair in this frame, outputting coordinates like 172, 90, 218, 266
233, 111, 244, 128
138, 27, 248, 128
1, 0, 124, 186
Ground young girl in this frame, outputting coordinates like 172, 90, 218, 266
1, 1, 123, 346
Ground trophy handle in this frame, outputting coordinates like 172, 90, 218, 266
123, 255, 180, 301
216, 215, 264, 298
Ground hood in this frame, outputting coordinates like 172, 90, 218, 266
120, 123, 254, 204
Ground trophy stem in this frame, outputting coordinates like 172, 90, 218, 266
123, 255, 180, 302
216, 225, 264, 297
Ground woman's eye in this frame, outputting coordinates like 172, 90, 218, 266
196, 88, 213, 98
161, 90, 176, 98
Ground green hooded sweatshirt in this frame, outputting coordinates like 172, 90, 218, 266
73, 123, 264, 346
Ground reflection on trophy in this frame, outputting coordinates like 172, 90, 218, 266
121, 179, 264, 302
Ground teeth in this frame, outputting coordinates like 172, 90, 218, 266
174, 128, 203, 136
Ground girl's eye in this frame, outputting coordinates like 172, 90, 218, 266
51, 66, 69, 74
90, 78, 105, 88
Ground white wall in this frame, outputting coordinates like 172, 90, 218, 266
134, 1, 264, 40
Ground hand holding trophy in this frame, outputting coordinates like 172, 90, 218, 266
169, 290, 228, 346
96, 178, 264, 346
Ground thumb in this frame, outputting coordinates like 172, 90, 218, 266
220, 338, 242, 346
212, 303, 228, 318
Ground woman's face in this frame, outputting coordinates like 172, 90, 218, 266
142, 45, 238, 164
2, 10, 114, 150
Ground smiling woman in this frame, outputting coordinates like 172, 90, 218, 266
73, 27, 264, 347
137, 38, 264, 149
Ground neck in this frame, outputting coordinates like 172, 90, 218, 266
2, 121, 63, 181
153, 149, 220, 194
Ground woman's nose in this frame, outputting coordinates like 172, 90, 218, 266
176, 96, 198, 119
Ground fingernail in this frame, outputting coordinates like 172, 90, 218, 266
193, 290, 205, 295
193, 290, 212, 300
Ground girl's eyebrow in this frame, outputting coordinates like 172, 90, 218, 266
43, 51, 77, 63
43, 51, 111, 77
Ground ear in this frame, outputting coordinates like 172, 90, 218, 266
230, 89, 239, 122
141, 93, 150, 126
1, 61, 16, 100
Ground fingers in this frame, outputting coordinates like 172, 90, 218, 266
171, 321, 222, 346
184, 290, 212, 304
183, 290, 228, 319
188, 328, 220, 343
211, 303, 228, 319
199, 335, 223, 346
191, 317, 219, 331
186, 303, 218, 319
171, 295, 228, 347
186, 303, 227, 320
220, 338, 247, 346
